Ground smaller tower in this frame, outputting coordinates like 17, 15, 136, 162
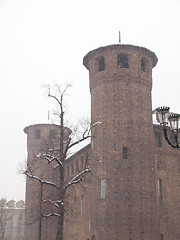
24, 124, 61, 240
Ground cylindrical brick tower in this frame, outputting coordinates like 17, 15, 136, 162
24, 124, 62, 240
83, 44, 160, 240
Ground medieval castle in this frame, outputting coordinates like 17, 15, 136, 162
24, 43, 180, 240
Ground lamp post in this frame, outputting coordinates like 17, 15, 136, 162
155, 106, 180, 149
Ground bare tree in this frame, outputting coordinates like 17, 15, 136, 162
24, 84, 99, 240
0, 199, 8, 240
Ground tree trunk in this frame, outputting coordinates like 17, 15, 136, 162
56, 206, 64, 240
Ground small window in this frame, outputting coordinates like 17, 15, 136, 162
34, 129, 41, 139
141, 59, 146, 72
49, 129, 57, 139
178, 159, 180, 171
67, 165, 70, 177
81, 156, 84, 169
71, 164, 74, 174
53, 167, 58, 184
74, 197, 77, 212
123, 147, 128, 159
99, 179, 106, 199
98, 57, 105, 71
76, 159, 79, 172
92, 136, 96, 150
85, 153, 89, 166
81, 195, 85, 216
118, 54, 129, 68
160, 234, 164, 240
155, 132, 162, 147
157, 179, 162, 204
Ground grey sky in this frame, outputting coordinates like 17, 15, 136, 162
0, 0, 180, 201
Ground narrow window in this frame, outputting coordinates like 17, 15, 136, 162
34, 129, 41, 139
98, 57, 105, 71
71, 164, 74, 174
85, 153, 89, 167
74, 197, 77, 212
123, 147, 128, 159
81, 195, 85, 216
160, 234, 164, 240
141, 59, 146, 72
155, 132, 162, 147
76, 159, 79, 172
81, 156, 84, 169
49, 129, 57, 139
53, 167, 58, 184
118, 54, 129, 68
157, 179, 162, 204
99, 179, 106, 199
67, 165, 69, 177
92, 136, 96, 150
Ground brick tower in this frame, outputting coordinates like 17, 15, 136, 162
83, 44, 160, 240
24, 124, 62, 240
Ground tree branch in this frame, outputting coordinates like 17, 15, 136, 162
43, 212, 62, 218
37, 153, 63, 167
43, 199, 64, 208
24, 171, 59, 189
64, 167, 90, 190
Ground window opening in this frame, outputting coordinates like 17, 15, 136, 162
141, 59, 146, 72
49, 129, 57, 139
155, 132, 162, 147
85, 153, 89, 167
123, 147, 128, 159
157, 179, 162, 204
98, 57, 105, 71
160, 234, 164, 240
81, 156, 84, 169
118, 54, 129, 68
67, 165, 69, 177
81, 195, 85, 216
74, 197, 77, 212
76, 159, 79, 172
92, 136, 96, 150
71, 164, 74, 174
99, 179, 106, 199
34, 129, 41, 139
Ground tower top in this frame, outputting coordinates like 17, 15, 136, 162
83, 44, 158, 70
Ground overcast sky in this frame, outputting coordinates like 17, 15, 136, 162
0, 0, 180, 201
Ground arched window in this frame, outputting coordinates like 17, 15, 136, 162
123, 147, 128, 159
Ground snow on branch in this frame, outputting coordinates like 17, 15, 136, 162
43, 199, 64, 208
64, 120, 102, 153
64, 167, 90, 190
24, 171, 58, 189
43, 212, 63, 218
37, 153, 63, 167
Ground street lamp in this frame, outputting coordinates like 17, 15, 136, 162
155, 106, 180, 150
